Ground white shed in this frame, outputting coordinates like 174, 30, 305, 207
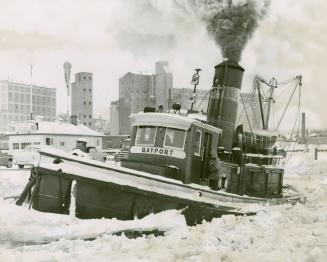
8, 120, 104, 152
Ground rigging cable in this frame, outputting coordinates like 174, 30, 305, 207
284, 97, 301, 165
276, 77, 298, 87
195, 89, 210, 111
276, 78, 301, 130
282, 77, 302, 166
236, 79, 256, 125
240, 94, 262, 164
246, 79, 262, 129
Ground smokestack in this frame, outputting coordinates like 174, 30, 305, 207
301, 112, 306, 144
207, 60, 244, 151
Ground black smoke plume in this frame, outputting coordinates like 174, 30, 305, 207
125, 0, 270, 62
198, 0, 271, 62
172, 0, 271, 62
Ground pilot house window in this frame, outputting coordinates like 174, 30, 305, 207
135, 126, 156, 146
164, 128, 186, 150
194, 130, 202, 156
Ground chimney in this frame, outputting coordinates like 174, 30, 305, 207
301, 112, 306, 144
71, 115, 78, 126
207, 59, 245, 151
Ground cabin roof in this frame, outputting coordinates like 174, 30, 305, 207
131, 112, 222, 134
8, 121, 104, 137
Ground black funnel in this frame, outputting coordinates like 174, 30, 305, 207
207, 60, 245, 151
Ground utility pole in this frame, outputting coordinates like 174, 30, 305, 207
63, 62, 72, 123
190, 68, 201, 111
30, 65, 33, 120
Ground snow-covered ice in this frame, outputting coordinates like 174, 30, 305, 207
1, 151, 327, 261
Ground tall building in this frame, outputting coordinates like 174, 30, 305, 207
110, 100, 119, 135
119, 61, 172, 134
0, 80, 56, 132
71, 72, 93, 128
153, 61, 173, 110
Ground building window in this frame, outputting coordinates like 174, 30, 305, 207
60, 141, 65, 146
45, 138, 53, 146
89, 115, 91, 119
84, 76, 86, 80
89, 102, 92, 106
84, 101, 86, 105
84, 88, 86, 92
13, 143, 19, 150
89, 122, 91, 126
84, 122, 86, 125
89, 76, 92, 80
97, 140, 99, 146
21, 142, 31, 150
89, 89, 91, 92
84, 115, 86, 118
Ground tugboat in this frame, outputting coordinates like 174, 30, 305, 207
17, 60, 302, 225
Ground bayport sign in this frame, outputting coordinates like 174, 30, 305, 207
130, 146, 186, 159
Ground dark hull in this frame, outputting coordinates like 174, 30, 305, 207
32, 166, 248, 225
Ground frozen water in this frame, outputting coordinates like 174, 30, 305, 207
1, 151, 327, 261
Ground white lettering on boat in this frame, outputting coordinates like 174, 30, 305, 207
130, 146, 186, 159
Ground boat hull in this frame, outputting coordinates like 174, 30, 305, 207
32, 166, 247, 225
17, 148, 301, 226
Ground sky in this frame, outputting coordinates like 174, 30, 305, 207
0, 0, 326, 129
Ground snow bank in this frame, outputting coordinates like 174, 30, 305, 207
1, 202, 326, 262
0, 169, 30, 198
0, 199, 186, 244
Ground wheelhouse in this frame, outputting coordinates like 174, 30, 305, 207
121, 112, 222, 184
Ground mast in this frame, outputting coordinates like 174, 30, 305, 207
255, 76, 277, 130
265, 77, 277, 129
255, 77, 266, 130
190, 68, 201, 111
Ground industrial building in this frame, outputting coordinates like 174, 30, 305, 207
71, 72, 94, 128
118, 61, 172, 134
0, 80, 56, 132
